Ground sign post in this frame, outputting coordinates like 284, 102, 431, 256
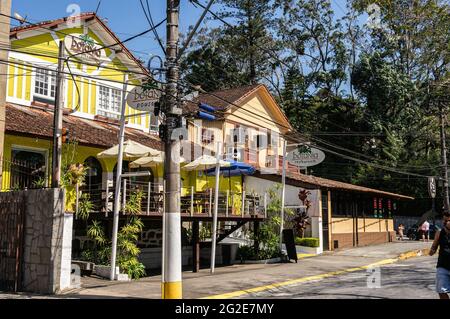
280, 143, 324, 255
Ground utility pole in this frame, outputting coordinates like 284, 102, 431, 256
439, 104, 450, 213
162, 0, 182, 299
0, 0, 11, 186
51, 40, 65, 188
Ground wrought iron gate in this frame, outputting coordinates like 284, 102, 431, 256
0, 192, 26, 292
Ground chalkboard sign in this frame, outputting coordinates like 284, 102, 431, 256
283, 229, 298, 263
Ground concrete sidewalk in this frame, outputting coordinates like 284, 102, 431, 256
55, 241, 431, 299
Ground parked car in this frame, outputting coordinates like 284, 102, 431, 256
406, 223, 441, 241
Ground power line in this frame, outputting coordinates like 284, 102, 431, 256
139, 0, 166, 55
184, 81, 436, 180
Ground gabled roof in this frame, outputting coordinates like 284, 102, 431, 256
185, 84, 293, 131
184, 84, 261, 114
10, 12, 149, 76
5, 104, 162, 151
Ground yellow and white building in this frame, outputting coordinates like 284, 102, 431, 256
2, 12, 414, 260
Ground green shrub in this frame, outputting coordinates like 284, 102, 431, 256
236, 245, 254, 261
295, 237, 319, 248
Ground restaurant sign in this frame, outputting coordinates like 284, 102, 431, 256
126, 86, 161, 112
286, 146, 325, 167
66, 34, 105, 62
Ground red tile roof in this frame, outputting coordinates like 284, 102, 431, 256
6, 104, 162, 151
184, 84, 262, 115
254, 171, 414, 200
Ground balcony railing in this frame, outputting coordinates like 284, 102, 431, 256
77, 180, 267, 219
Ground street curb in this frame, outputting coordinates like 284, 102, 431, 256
202, 247, 430, 299
398, 248, 430, 260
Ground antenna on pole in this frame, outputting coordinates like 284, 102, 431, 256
95, 0, 102, 15
13, 12, 27, 25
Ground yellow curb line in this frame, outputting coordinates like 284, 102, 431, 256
201, 249, 428, 299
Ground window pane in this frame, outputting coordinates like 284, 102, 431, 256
35, 69, 49, 96
98, 86, 120, 120
50, 71, 56, 98
150, 114, 159, 132
111, 89, 121, 113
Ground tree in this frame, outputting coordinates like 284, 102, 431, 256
181, 0, 277, 90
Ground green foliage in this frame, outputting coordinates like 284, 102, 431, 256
76, 193, 94, 221
83, 213, 146, 280
181, 0, 449, 215
295, 237, 319, 248
32, 177, 46, 189
236, 245, 254, 261
124, 190, 145, 215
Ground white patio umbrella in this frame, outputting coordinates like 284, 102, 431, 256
129, 153, 186, 168
97, 140, 159, 159
183, 154, 230, 171
183, 154, 231, 192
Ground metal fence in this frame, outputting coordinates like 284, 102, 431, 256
2, 158, 47, 191
77, 179, 267, 218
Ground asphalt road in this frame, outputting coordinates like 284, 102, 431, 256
243, 255, 439, 299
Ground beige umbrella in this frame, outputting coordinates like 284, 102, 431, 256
183, 154, 231, 189
129, 153, 186, 168
183, 154, 230, 171
97, 140, 159, 159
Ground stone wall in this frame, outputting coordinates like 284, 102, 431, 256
21, 188, 72, 294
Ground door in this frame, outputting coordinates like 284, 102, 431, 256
0, 192, 25, 292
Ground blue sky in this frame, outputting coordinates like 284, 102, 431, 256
11, 0, 206, 61
11, 0, 352, 64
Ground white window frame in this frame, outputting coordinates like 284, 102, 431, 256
33, 67, 57, 101
149, 113, 159, 133
96, 84, 122, 120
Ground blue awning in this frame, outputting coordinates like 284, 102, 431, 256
205, 160, 256, 177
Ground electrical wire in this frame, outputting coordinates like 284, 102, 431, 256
139, 0, 166, 55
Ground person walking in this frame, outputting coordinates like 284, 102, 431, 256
421, 220, 430, 242
429, 213, 450, 299
398, 224, 405, 241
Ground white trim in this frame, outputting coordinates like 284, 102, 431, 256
87, 79, 91, 114
70, 111, 96, 120
9, 52, 58, 67
13, 59, 18, 98
126, 122, 145, 131
6, 96, 31, 106
50, 31, 60, 45
21, 63, 27, 100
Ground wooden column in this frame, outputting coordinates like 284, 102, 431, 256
192, 221, 200, 273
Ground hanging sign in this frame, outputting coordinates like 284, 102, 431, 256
428, 177, 437, 199
126, 86, 161, 112
286, 146, 325, 167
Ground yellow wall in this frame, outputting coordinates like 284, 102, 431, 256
331, 218, 354, 234
2, 134, 110, 190
7, 26, 152, 131
332, 217, 394, 234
